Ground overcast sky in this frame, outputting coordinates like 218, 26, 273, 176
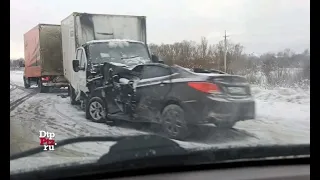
10, 0, 309, 59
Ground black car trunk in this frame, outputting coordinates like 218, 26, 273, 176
209, 75, 251, 97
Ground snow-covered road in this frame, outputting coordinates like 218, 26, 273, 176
10, 70, 310, 170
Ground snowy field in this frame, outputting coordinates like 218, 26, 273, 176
10, 70, 310, 171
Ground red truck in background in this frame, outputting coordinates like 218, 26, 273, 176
23, 24, 68, 93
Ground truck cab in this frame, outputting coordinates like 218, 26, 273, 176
70, 39, 160, 107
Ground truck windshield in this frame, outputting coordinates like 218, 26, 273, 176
88, 41, 151, 66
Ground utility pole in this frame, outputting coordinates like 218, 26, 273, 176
223, 30, 229, 72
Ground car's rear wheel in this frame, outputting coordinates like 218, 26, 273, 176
161, 104, 189, 140
86, 96, 107, 123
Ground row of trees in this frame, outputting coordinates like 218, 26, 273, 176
10, 58, 24, 69
149, 37, 310, 88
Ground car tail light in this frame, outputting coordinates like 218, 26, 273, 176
188, 82, 221, 94
41, 76, 50, 81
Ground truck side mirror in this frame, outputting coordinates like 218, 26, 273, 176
72, 60, 80, 72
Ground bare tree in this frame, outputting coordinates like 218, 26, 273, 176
150, 38, 309, 87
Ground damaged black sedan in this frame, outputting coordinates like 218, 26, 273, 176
85, 62, 255, 140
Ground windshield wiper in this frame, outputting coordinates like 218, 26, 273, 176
10, 134, 185, 161
121, 55, 140, 59
10, 137, 310, 180
11, 132, 310, 164
10, 133, 310, 179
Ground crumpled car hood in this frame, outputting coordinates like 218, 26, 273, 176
108, 62, 137, 70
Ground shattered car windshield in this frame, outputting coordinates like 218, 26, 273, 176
88, 41, 151, 66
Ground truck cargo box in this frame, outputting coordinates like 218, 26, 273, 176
61, 12, 147, 84
24, 24, 64, 78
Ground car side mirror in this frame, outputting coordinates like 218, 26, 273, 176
158, 59, 164, 64
72, 60, 80, 72
158, 58, 164, 64
151, 55, 164, 64
151, 54, 160, 63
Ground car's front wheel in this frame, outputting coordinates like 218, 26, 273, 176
161, 104, 189, 140
86, 96, 107, 123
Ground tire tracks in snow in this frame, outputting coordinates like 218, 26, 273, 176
10, 85, 17, 92
10, 81, 37, 93
10, 92, 95, 157
10, 93, 36, 111
10, 83, 38, 112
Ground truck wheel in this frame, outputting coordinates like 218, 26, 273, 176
23, 77, 30, 88
161, 104, 189, 140
69, 85, 77, 105
86, 96, 107, 123
38, 79, 49, 93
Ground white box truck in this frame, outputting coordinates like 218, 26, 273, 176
61, 12, 160, 106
